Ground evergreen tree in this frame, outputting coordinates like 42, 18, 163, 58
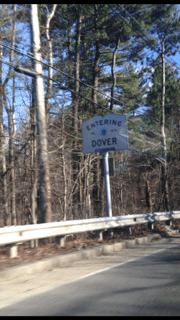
145, 4, 180, 211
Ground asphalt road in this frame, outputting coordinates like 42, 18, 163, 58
0, 237, 180, 316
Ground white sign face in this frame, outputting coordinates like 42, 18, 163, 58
82, 113, 128, 154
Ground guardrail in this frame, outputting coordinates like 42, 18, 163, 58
1, 211, 180, 258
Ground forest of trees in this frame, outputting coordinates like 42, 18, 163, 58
1, 4, 180, 234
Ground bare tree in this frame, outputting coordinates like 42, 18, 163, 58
161, 40, 169, 212
110, 35, 120, 111
61, 103, 67, 220
2, 4, 17, 225
0, 20, 9, 226
72, 4, 83, 219
44, 4, 57, 126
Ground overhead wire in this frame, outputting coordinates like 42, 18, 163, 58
117, 3, 180, 71
1, 49, 180, 149
1, 5, 178, 124
1, 39, 178, 134
0, 50, 173, 136
107, 4, 180, 129
1, 6, 180, 203
1, 5, 180, 152
0, 11, 178, 211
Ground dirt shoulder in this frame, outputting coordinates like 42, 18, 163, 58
0, 220, 180, 271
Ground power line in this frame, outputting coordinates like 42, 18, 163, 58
1, 39, 132, 108
1, 7, 180, 138
1, 10, 180, 180
0, 38, 158, 110
107, 4, 180, 126
1, 5, 179, 133
1, 40, 179, 134
0, 56, 116, 114
128, 117, 180, 146
118, 4, 146, 29
116, 4, 180, 72
1, 53, 180, 148
0, 84, 177, 164
46, 93, 179, 149
110, 4, 180, 71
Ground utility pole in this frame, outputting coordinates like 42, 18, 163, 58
28, 4, 52, 223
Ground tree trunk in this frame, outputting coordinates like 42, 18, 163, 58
11, 70, 16, 224
62, 104, 67, 221
29, 4, 52, 223
30, 78, 38, 247
5, 81, 16, 226
2, 4, 16, 225
30, 78, 37, 224
92, 4, 100, 114
45, 4, 57, 126
161, 40, 169, 212
72, 5, 82, 219
92, 5, 101, 218
0, 26, 9, 225
85, 155, 92, 218
110, 36, 120, 111
120, 182, 123, 211
146, 179, 153, 212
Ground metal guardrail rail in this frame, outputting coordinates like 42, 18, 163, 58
0, 211, 180, 246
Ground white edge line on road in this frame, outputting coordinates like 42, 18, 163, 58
0, 242, 179, 310
77, 243, 179, 281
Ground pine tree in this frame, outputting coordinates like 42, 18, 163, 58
145, 4, 180, 211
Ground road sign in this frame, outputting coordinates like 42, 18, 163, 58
82, 113, 128, 154
82, 113, 128, 224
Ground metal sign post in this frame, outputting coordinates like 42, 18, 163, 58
102, 151, 112, 218
102, 151, 113, 235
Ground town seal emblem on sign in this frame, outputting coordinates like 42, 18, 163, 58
101, 129, 107, 136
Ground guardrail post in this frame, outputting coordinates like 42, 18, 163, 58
6, 244, 18, 258
166, 220, 172, 227
108, 228, 114, 236
96, 230, 103, 241
102, 151, 113, 236
56, 236, 65, 247
30, 239, 38, 248
125, 226, 132, 234
148, 222, 154, 230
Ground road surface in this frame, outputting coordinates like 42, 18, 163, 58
0, 234, 180, 316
